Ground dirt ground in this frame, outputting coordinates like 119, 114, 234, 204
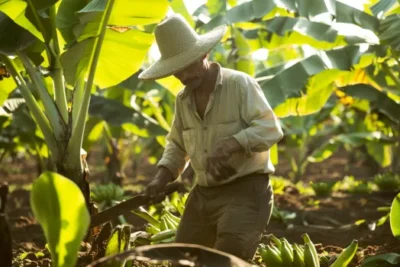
2, 146, 400, 266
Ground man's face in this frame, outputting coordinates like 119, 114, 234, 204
173, 57, 207, 90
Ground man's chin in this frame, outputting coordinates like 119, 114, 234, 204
186, 80, 202, 91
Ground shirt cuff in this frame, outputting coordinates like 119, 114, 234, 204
233, 130, 253, 158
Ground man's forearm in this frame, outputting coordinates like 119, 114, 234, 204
155, 166, 174, 183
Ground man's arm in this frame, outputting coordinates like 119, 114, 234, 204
146, 100, 187, 195
231, 74, 284, 156
156, 100, 187, 180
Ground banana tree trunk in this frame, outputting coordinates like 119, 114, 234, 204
56, 159, 95, 213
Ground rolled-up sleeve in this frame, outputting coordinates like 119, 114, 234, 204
157, 99, 187, 179
232, 74, 284, 157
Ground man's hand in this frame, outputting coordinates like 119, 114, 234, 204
207, 137, 242, 181
145, 167, 173, 197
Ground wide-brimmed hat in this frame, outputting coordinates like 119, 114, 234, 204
138, 14, 227, 80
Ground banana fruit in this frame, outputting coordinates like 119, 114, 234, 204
331, 240, 358, 267
258, 234, 358, 267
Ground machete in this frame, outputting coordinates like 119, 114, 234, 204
90, 182, 182, 228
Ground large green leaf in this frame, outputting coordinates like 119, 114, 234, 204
309, 131, 393, 162
273, 77, 337, 117
233, 27, 254, 76
82, 116, 103, 151
262, 16, 338, 43
30, 0, 58, 10
77, 0, 168, 26
104, 225, 131, 267
170, 0, 194, 27
335, 1, 379, 32
390, 193, 400, 239
30, 171, 90, 267
56, 0, 89, 45
366, 141, 392, 167
0, 12, 38, 55
199, 0, 279, 31
61, 28, 154, 88
362, 253, 400, 267
60, 0, 168, 88
108, 0, 168, 26
207, 0, 226, 17
258, 45, 374, 108
88, 95, 167, 137
370, 0, 398, 17
57, 0, 168, 45
341, 84, 400, 125
379, 14, 400, 51
280, 98, 336, 134
0, 76, 16, 105
0, 0, 43, 42
296, 0, 335, 21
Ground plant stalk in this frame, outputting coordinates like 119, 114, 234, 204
26, 0, 52, 63
1, 55, 59, 160
72, 78, 85, 130
49, 5, 69, 123
17, 52, 66, 139
66, 0, 115, 167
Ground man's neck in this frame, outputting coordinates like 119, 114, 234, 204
197, 64, 218, 96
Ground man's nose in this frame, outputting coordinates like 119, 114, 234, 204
174, 70, 187, 81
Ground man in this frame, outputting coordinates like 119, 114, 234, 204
138, 14, 283, 261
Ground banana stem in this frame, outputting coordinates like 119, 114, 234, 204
66, 0, 115, 167
49, 5, 69, 123
1, 55, 59, 160
72, 77, 85, 130
17, 52, 66, 139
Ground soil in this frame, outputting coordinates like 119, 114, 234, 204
2, 146, 400, 266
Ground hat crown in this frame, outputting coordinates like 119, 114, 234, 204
155, 14, 199, 59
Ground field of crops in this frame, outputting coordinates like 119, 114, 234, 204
2, 146, 400, 267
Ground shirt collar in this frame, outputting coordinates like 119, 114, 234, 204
178, 62, 223, 99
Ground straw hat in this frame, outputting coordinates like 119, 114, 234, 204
138, 14, 227, 80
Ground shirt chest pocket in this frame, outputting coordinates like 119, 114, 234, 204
182, 129, 196, 157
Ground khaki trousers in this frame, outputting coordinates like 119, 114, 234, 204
174, 173, 274, 260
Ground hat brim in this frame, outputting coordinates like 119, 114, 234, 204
138, 25, 227, 81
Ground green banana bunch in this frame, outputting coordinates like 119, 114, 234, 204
259, 244, 283, 267
281, 238, 294, 266
132, 206, 161, 228
258, 234, 358, 267
132, 207, 182, 246
91, 183, 125, 204
160, 209, 181, 230
150, 229, 177, 243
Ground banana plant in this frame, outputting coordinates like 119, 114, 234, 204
0, 97, 48, 169
193, 0, 400, 123
0, 0, 169, 204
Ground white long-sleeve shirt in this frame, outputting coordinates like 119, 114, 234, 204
157, 63, 284, 187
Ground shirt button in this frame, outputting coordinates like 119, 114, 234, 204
203, 126, 207, 130
204, 149, 207, 153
